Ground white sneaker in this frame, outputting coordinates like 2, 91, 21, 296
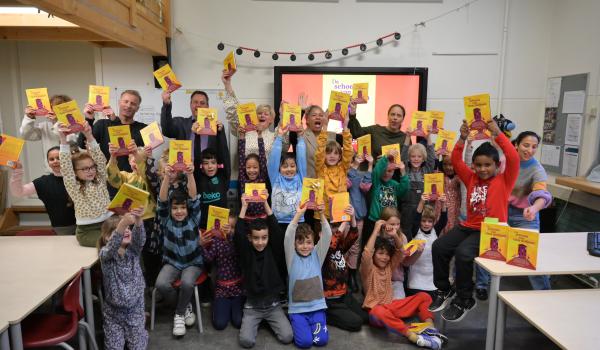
173, 314, 186, 336
184, 303, 196, 327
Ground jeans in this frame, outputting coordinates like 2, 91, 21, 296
155, 264, 203, 315
476, 206, 551, 291
213, 296, 244, 330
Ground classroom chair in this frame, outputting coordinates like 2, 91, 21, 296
20, 269, 99, 350
16, 229, 56, 236
150, 271, 208, 333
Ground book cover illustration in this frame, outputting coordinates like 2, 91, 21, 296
140, 122, 164, 149
282, 103, 302, 132
153, 64, 182, 93
237, 102, 259, 131
25, 88, 51, 116
53, 100, 86, 133
0, 134, 25, 168
207, 205, 230, 234
381, 143, 401, 166
107, 183, 149, 215
351, 83, 369, 104
410, 111, 431, 137
478, 221, 509, 261
434, 130, 456, 156
356, 134, 372, 160
301, 178, 324, 210
408, 323, 433, 334
244, 183, 268, 202
329, 192, 351, 223
223, 51, 237, 73
88, 85, 110, 112
429, 110, 445, 134
327, 91, 351, 121
197, 108, 218, 135
506, 227, 539, 270
108, 125, 132, 156
464, 94, 491, 140
168, 140, 192, 172
424, 173, 444, 200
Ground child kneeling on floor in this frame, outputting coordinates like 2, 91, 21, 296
360, 218, 447, 349
235, 194, 293, 348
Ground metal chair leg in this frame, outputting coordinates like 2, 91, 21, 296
193, 286, 203, 333
79, 321, 99, 350
151, 288, 157, 331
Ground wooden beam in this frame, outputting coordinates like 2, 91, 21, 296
0, 13, 77, 27
0, 26, 109, 41
16, 0, 168, 56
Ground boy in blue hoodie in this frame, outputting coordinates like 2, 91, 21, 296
268, 125, 307, 232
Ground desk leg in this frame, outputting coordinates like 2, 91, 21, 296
83, 268, 95, 347
495, 297, 506, 350
8, 324, 22, 350
1, 330, 10, 350
485, 275, 500, 350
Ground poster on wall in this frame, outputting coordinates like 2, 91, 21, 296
562, 146, 579, 177
565, 114, 583, 146
545, 77, 561, 108
542, 107, 557, 143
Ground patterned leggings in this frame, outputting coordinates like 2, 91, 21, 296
102, 298, 148, 350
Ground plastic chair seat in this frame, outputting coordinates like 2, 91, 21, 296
172, 272, 208, 288
16, 229, 56, 236
21, 314, 77, 347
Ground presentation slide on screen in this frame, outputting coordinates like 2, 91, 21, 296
281, 73, 421, 132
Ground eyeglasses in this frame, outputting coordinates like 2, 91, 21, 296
75, 165, 97, 172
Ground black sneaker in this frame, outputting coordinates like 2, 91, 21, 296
475, 288, 488, 301
428, 289, 456, 312
442, 297, 476, 322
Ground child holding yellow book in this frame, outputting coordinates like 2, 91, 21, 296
238, 127, 269, 219
58, 122, 112, 247
314, 114, 353, 219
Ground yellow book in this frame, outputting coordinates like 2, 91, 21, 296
153, 64, 182, 93
0, 134, 25, 168
223, 51, 237, 73
356, 134, 371, 159
108, 125, 132, 157
381, 143, 401, 165
327, 91, 351, 121
282, 104, 302, 131
53, 100, 86, 133
329, 192, 350, 223
410, 111, 431, 137
351, 83, 369, 104
245, 183, 267, 202
107, 183, 149, 215
25, 88, 51, 116
434, 130, 456, 156
197, 108, 218, 135
237, 102, 259, 131
424, 173, 444, 199
479, 221, 509, 261
404, 239, 427, 256
429, 110, 445, 134
506, 227, 539, 270
207, 205, 230, 233
464, 93, 491, 140
88, 85, 110, 111
301, 178, 324, 209
140, 122, 164, 149
169, 140, 192, 172
408, 322, 433, 334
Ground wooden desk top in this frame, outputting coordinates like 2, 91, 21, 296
0, 236, 98, 324
499, 289, 600, 350
476, 232, 600, 276
555, 176, 600, 196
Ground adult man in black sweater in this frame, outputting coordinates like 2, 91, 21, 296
79, 89, 146, 172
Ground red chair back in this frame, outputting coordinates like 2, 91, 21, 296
16, 229, 56, 236
63, 270, 85, 319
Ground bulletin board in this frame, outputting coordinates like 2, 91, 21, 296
540, 73, 588, 176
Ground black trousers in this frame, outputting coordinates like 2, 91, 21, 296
432, 225, 480, 300
325, 293, 369, 332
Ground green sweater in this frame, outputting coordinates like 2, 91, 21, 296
368, 155, 409, 221
348, 114, 407, 168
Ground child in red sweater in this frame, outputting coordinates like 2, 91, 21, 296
430, 119, 519, 322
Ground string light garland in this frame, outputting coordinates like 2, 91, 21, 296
206, 0, 481, 61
